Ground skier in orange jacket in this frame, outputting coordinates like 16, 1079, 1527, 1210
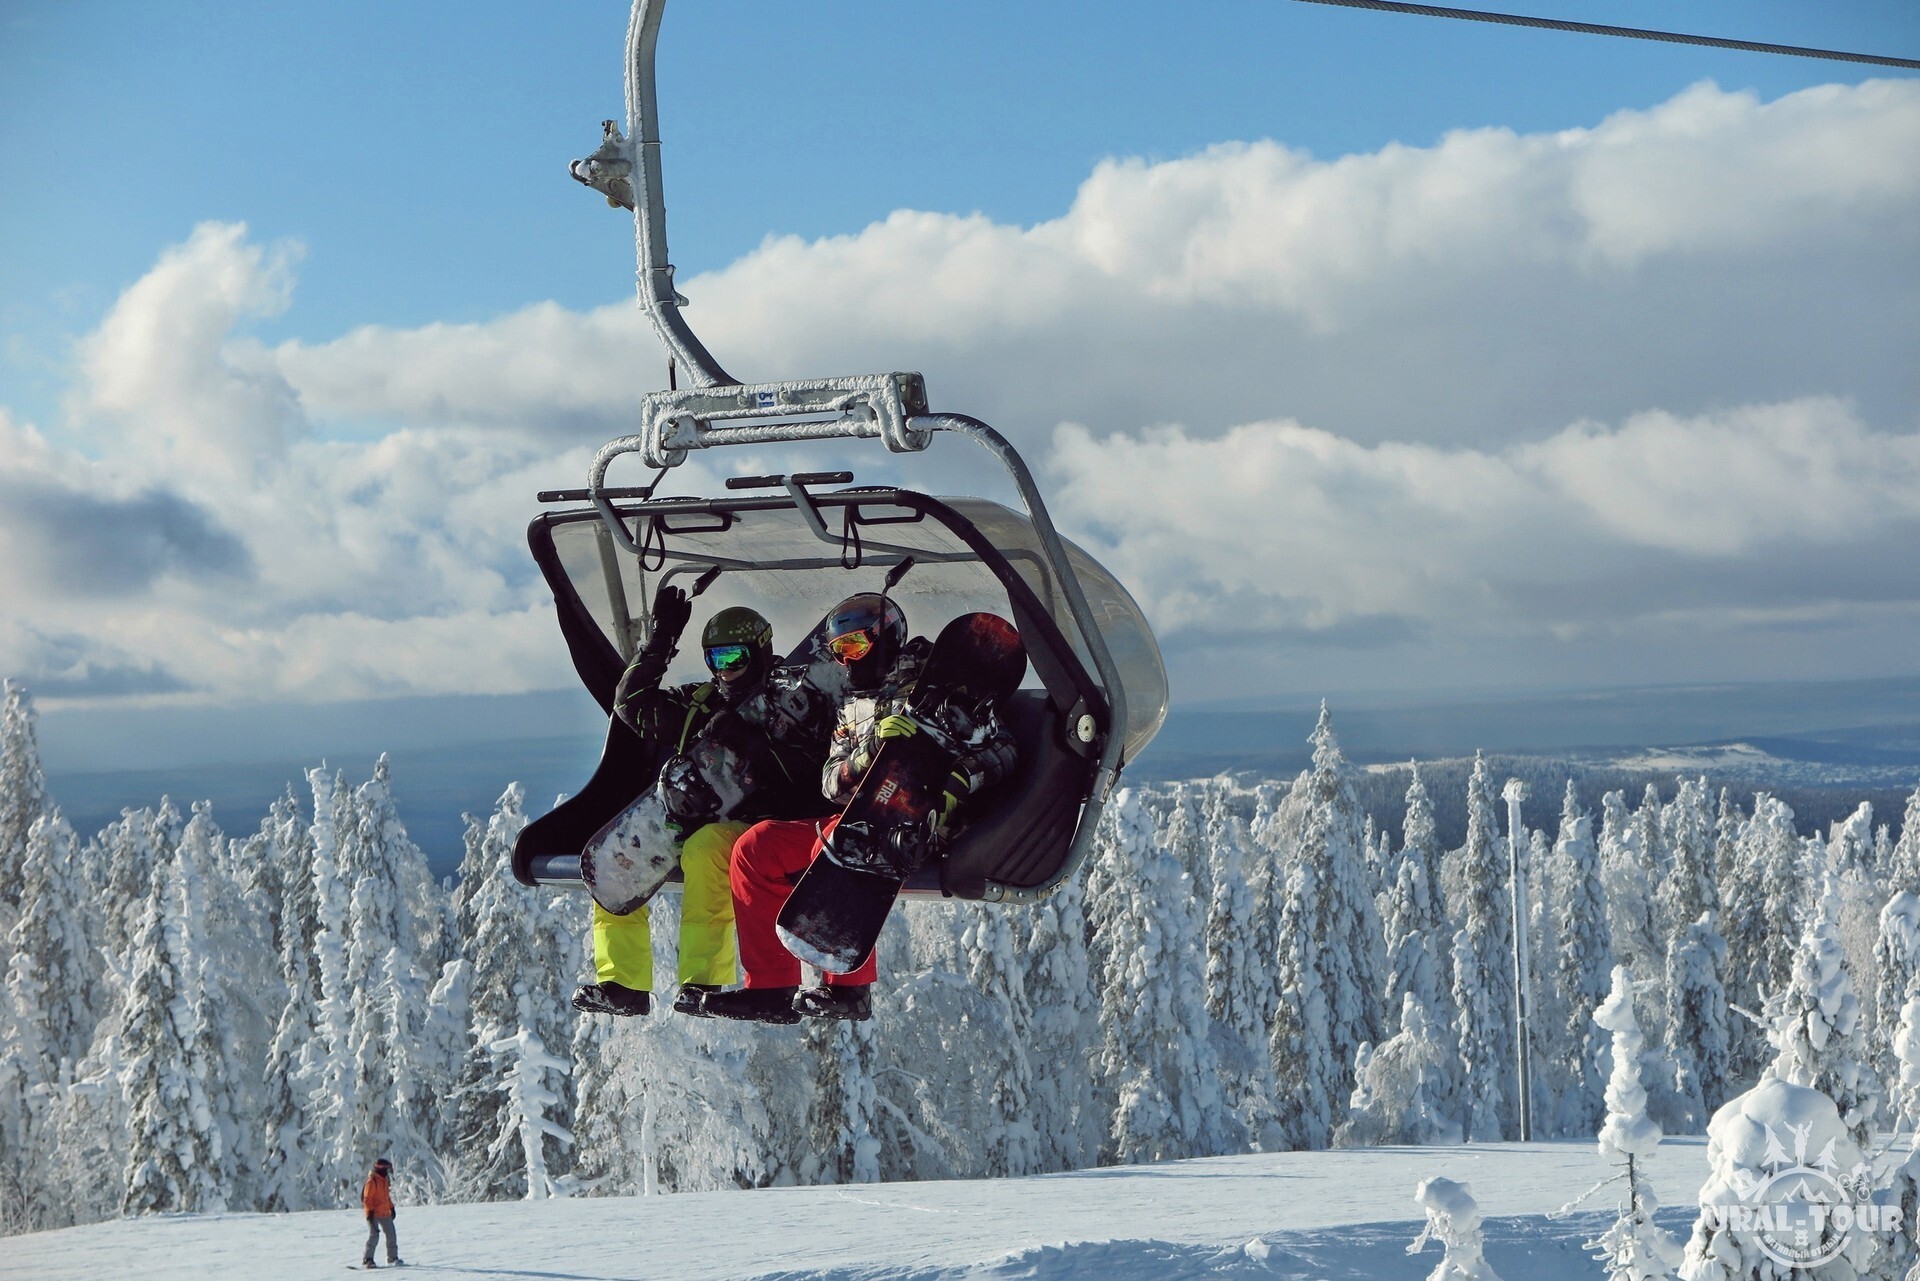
361, 1157, 402, 1268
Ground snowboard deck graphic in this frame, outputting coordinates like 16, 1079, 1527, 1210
776, 612, 1026, 974
579, 792, 679, 916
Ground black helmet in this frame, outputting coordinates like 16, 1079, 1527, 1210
824, 593, 907, 686
700, 606, 773, 683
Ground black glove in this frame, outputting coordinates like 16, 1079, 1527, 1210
617, 586, 694, 709
648, 585, 692, 653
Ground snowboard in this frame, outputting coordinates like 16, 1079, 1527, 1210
580, 619, 848, 916
775, 612, 1026, 975
579, 790, 681, 916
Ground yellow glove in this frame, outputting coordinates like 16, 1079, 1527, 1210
875, 714, 920, 740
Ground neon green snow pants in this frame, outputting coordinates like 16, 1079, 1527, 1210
592, 820, 748, 991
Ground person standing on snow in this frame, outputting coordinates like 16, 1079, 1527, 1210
705, 592, 1015, 1024
573, 587, 834, 1019
361, 1156, 402, 1268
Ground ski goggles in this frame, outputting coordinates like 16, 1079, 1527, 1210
826, 629, 875, 663
705, 643, 753, 674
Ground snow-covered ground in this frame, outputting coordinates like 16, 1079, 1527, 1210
10, 1138, 1710, 1281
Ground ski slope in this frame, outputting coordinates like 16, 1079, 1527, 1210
10, 1137, 1711, 1280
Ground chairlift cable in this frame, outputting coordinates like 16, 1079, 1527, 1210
1286, 0, 1920, 71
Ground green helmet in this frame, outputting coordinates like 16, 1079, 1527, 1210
701, 606, 773, 679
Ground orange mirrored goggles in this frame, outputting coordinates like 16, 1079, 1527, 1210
826, 629, 874, 662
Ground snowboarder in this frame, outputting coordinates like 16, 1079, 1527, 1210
705, 593, 1016, 1024
361, 1156, 402, 1268
573, 590, 833, 1019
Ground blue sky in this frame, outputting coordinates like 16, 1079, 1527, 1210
6, 0, 1914, 420
3, 1, 1919, 768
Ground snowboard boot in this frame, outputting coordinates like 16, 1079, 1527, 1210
571, 982, 651, 1017
702, 985, 802, 1025
673, 983, 720, 1018
795, 984, 872, 1021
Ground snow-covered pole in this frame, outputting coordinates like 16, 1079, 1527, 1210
1503, 777, 1533, 1142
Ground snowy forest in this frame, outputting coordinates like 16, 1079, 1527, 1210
6, 675, 1920, 1247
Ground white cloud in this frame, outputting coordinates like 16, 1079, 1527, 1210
1047, 397, 1920, 658
76, 222, 307, 482
260, 78, 1919, 465
3, 77, 1918, 707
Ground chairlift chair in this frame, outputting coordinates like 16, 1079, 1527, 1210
511, 0, 1167, 905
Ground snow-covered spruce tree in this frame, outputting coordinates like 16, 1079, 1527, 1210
1549, 780, 1615, 1138
1401, 764, 1457, 1027
1202, 788, 1282, 1150
962, 904, 1040, 1177
341, 792, 399, 1173
94, 801, 182, 975
0, 680, 48, 920
1523, 823, 1561, 1119
1410, 1176, 1503, 1281
875, 906, 997, 1181
1888, 781, 1920, 899
171, 804, 253, 1210
1451, 753, 1516, 1141
1018, 875, 1102, 1172
802, 1017, 881, 1184
119, 853, 226, 1215
0, 941, 58, 1231
1600, 790, 1662, 981
1887, 998, 1920, 1281
1711, 788, 1743, 898
1718, 794, 1807, 1083
1085, 788, 1227, 1162
303, 767, 360, 1204
335, 760, 450, 1198
1297, 708, 1388, 1091
1657, 778, 1718, 946
9, 812, 97, 1068
1263, 706, 1386, 1146
1824, 804, 1892, 1053
1875, 891, 1920, 1089
1271, 858, 1333, 1149
453, 784, 577, 1200
1159, 782, 1214, 908
1588, 966, 1681, 1281
1829, 802, 1878, 878
1335, 993, 1458, 1147
1383, 779, 1448, 1035
1663, 915, 1731, 1131
266, 788, 320, 991
255, 792, 320, 1212
1678, 1077, 1876, 1281
1762, 875, 1880, 1150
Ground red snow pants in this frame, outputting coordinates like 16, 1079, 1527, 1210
729, 817, 879, 989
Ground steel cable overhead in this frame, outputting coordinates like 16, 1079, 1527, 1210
1287, 0, 1920, 72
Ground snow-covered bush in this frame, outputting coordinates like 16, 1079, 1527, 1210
1679, 1077, 1879, 1281
1409, 1176, 1502, 1281
1336, 994, 1459, 1147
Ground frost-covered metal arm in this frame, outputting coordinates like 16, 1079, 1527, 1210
570, 0, 736, 388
